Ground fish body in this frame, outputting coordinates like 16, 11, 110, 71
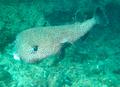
13, 8, 107, 63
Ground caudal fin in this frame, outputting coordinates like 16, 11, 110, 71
94, 7, 109, 26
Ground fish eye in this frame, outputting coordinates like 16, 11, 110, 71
30, 45, 38, 53
33, 45, 38, 51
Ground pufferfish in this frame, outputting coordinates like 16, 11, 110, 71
13, 8, 107, 63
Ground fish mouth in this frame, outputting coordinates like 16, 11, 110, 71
13, 52, 47, 63
13, 53, 21, 61
13, 53, 39, 63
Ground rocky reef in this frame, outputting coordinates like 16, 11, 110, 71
0, 0, 120, 87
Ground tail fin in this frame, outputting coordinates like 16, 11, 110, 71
94, 7, 109, 26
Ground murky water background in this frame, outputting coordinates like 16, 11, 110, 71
0, 0, 120, 87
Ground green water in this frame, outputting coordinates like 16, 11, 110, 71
0, 0, 120, 87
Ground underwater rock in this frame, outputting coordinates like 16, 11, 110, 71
0, 69, 12, 82
113, 68, 120, 75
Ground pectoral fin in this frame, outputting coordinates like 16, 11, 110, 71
58, 42, 72, 58
52, 42, 72, 66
